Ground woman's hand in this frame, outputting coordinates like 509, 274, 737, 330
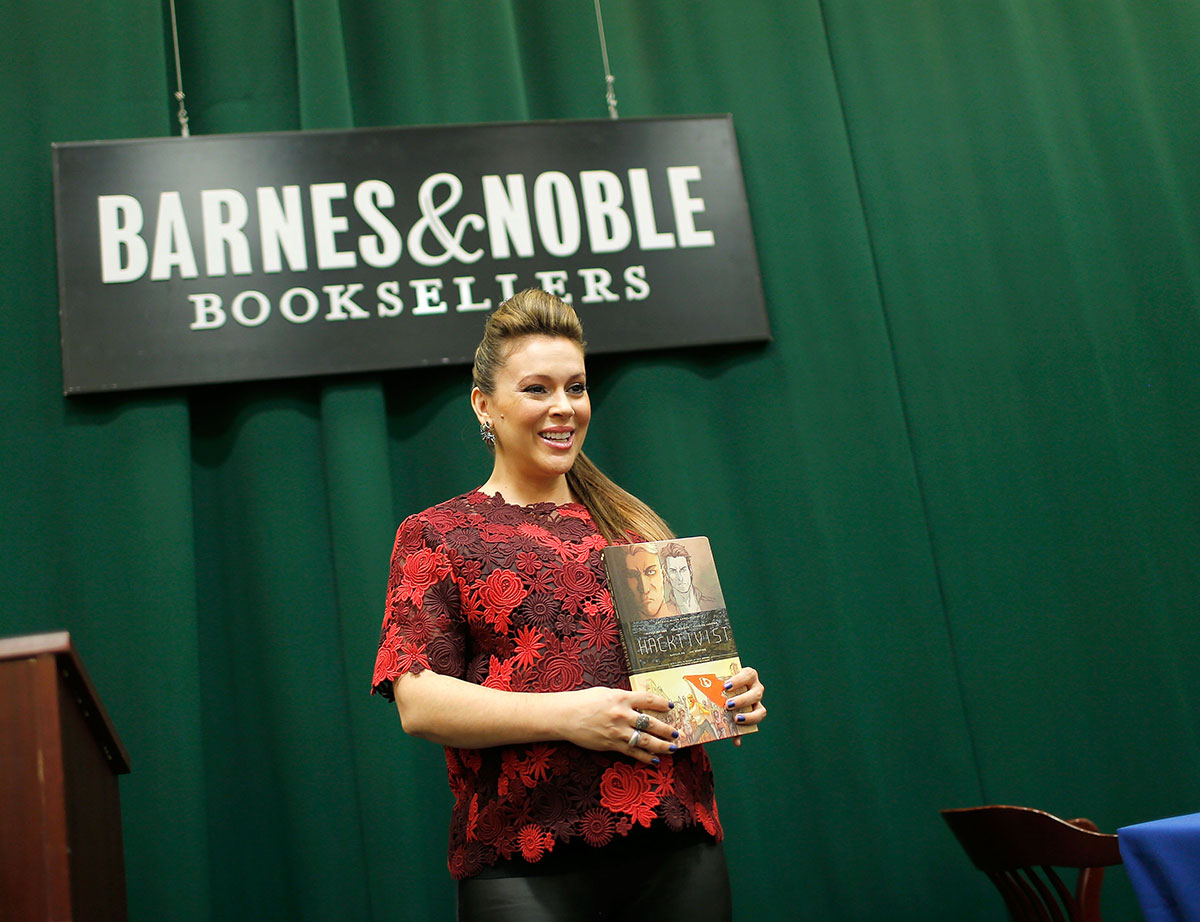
723, 665, 766, 746
561, 686, 680, 766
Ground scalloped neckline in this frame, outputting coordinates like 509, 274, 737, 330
469, 488, 586, 513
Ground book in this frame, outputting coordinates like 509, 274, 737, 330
602, 536, 754, 747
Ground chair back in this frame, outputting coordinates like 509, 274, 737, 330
940, 805, 1122, 922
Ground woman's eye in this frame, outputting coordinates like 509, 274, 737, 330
522, 382, 585, 395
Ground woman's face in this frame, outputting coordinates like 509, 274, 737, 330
480, 335, 590, 486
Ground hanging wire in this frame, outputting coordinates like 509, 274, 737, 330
168, 0, 190, 136
593, 0, 619, 119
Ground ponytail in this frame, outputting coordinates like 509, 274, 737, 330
567, 452, 673, 543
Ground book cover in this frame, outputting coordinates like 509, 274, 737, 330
602, 536, 754, 747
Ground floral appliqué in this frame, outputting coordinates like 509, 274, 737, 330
372, 491, 721, 879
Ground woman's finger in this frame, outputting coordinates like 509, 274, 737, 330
620, 724, 678, 764
723, 666, 759, 695
732, 702, 767, 728
723, 679, 763, 710
624, 710, 680, 747
631, 690, 673, 714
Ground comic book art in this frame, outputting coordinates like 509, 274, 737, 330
602, 536, 755, 746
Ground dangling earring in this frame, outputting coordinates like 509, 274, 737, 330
480, 420, 495, 446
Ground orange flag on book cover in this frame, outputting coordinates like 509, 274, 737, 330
684, 674, 727, 708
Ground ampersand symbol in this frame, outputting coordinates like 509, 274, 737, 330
406, 173, 484, 266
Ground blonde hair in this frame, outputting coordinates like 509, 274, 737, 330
473, 289, 673, 543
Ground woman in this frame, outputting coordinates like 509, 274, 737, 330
372, 288, 766, 921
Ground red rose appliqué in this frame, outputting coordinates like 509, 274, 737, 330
477, 568, 527, 620
400, 546, 449, 603
539, 652, 584, 692
599, 762, 661, 827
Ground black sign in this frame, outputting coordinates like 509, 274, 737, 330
53, 116, 768, 394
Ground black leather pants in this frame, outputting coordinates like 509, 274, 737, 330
457, 837, 732, 922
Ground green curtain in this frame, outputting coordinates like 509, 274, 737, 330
2, 1, 1197, 919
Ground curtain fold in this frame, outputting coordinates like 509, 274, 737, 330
292, 0, 354, 129
1, 2, 1197, 920
821, 4, 1200, 914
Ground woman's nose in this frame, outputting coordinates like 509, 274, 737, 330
549, 389, 573, 416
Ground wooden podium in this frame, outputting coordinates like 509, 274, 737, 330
0, 632, 130, 921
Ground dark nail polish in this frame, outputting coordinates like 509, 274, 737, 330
651, 756, 660, 765
668, 744, 678, 752
667, 701, 675, 709
727, 700, 736, 709
723, 681, 733, 690
671, 730, 679, 738
736, 714, 745, 723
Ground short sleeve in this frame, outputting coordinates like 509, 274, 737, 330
371, 513, 467, 700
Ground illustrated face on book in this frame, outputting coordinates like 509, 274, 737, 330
622, 545, 669, 619
665, 554, 693, 599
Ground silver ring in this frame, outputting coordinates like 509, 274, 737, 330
634, 714, 651, 732
628, 730, 642, 747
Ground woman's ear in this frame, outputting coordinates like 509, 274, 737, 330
470, 386, 489, 425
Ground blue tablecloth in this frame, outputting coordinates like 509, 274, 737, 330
1119, 812, 1200, 922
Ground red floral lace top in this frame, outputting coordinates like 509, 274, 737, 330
371, 490, 721, 879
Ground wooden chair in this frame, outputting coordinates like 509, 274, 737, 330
940, 805, 1123, 922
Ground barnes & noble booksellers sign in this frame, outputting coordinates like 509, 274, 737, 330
53, 116, 767, 394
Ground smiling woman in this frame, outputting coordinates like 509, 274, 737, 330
470, 334, 592, 504
371, 288, 767, 922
